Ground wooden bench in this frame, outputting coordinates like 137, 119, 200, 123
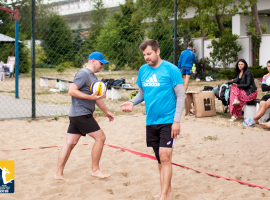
40, 76, 73, 91
106, 86, 139, 100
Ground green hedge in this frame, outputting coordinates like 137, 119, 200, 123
35, 63, 56, 68
218, 69, 234, 80
218, 66, 268, 80
249, 66, 268, 78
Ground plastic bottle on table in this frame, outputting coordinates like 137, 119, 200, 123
132, 76, 135, 87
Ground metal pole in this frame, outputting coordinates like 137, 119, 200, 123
31, 0, 36, 119
15, 20, 19, 98
174, 0, 177, 65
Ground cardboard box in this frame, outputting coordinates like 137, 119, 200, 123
185, 91, 216, 118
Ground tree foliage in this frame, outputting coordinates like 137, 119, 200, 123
74, 0, 107, 68
188, 0, 255, 37
148, 15, 174, 62
176, 21, 194, 57
95, 0, 144, 69
208, 33, 242, 69
41, 13, 74, 65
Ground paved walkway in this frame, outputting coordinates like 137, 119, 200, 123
0, 95, 69, 119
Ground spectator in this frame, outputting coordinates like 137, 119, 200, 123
228, 59, 257, 122
243, 60, 270, 127
178, 44, 197, 92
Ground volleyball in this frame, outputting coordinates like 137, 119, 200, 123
90, 80, 107, 96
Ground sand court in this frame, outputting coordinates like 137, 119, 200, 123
1, 113, 270, 199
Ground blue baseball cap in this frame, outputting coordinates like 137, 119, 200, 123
88, 52, 109, 64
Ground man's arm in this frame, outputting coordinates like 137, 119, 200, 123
96, 99, 114, 121
178, 55, 182, 69
120, 88, 144, 112
193, 53, 197, 63
173, 84, 185, 122
171, 84, 185, 138
262, 84, 270, 92
129, 88, 144, 105
68, 83, 104, 100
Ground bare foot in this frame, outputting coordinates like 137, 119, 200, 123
53, 173, 70, 181
259, 122, 268, 129
154, 191, 173, 199
90, 170, 110, 179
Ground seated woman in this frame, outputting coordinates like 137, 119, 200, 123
243, 60, 270, 127
228, 59, 257, 122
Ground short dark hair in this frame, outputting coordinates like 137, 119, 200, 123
188, 44, 193, 48
139, 39, 159, 51
267, 60, 270, 65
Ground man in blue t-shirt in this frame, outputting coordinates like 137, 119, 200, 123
178, 44, 197, 92
121, 39, 185, 200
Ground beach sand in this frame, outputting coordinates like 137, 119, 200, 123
1, 113, 270, 199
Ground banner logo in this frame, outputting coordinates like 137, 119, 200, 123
0, 161, 14, 193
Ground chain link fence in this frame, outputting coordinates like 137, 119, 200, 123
0, 0, 185, 120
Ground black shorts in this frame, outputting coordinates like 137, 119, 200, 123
146, 123, 175, 149
67, 114, 100, 136
261, 95, 270, 102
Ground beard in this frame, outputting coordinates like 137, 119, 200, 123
146, 58, 158, 66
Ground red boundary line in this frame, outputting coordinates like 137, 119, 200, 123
104, 144, 270, 191
1, 143, 270, 191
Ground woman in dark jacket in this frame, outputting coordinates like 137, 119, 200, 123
228, 59, 257, 122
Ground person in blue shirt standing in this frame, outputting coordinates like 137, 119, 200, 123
178, 44, 197, 92
120, 39, 185, 200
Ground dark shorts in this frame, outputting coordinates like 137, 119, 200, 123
146, 123, 175, 149
67, 114, 100, 136
182, 67, 192, 75
261, 95, 270, 102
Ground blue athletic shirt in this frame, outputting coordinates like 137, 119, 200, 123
136, 60, 183, 125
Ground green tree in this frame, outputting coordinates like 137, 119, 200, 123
207, 33, 242, 69
72, 23, 85, 67
74, 0, 107, 68
148, 15, 174, 62
0, 1, 31, 73
41, 13, 74, 65
1, 0, 53, 40
95, 0, 144, 69
176, 21, 194, 57
189, 0, 254, 37
245, 1, 262, 66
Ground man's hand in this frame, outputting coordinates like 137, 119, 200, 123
171, 122, 180, 138
232, 83, 238, 87
120, 101, 134, 112
89, 92, 105, 100
105, 111, 114, 122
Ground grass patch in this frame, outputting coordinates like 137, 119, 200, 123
36, 91, 52, 95
216, 111, 231, 119
203, 135, 218, 141
59, 90, 68, 94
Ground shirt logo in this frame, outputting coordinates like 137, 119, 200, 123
144, 74, 160, 87
0, 160, 14, 193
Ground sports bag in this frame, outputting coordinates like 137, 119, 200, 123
112, 78, 125, 87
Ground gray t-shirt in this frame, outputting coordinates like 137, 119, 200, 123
69, 67, 97, 117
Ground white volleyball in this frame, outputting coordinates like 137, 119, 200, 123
90, 81, 107, 96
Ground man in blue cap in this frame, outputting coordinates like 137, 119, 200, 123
54, 52, 114, 181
